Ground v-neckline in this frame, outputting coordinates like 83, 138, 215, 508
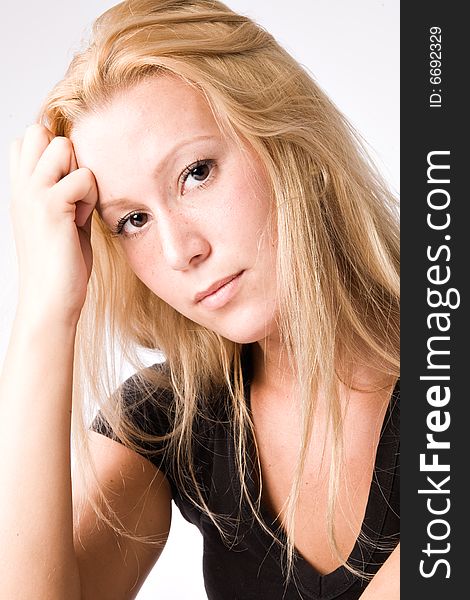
232, 348, 400, 598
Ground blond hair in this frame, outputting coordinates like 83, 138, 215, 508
40, 0, 399, 582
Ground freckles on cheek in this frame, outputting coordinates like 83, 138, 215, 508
126, 251, 170, 301
122, 248, 153, 285
124, 236, 160, 274
124, 248, 144, 271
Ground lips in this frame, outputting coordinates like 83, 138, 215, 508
194, 271, 243, 303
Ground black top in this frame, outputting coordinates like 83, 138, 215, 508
92, 352, 400, 600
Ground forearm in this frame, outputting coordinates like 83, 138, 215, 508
0, 312, 81, 599
359, 543, 400, 600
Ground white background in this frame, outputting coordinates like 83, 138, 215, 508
0, 1, 399, 598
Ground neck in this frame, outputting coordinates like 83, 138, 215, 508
251, 332, 296, 395
249, 333, 397, 400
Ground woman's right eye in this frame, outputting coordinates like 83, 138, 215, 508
112, 212, 149, 238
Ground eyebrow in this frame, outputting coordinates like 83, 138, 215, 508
98, 198, 137, 216
97, 134, 220, 215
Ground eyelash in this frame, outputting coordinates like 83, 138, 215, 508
110, 158, 216, 238
110, 212, 147, 239
179, 158, 215, 193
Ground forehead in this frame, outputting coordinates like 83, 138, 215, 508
71, 75, 222, 167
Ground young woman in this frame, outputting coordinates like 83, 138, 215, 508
0, 1, 399, 598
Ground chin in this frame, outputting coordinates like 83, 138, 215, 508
221, 331, 264, 345
211, 308, 278, 345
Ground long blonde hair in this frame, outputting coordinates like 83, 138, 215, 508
40, 0, 399, 582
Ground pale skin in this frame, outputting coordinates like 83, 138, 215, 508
0, 74, 399, 598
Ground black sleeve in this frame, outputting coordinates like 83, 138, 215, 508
90, 364, 177, 490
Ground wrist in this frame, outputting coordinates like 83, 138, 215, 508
14, 299, 81, 334
12, 303, 80, 342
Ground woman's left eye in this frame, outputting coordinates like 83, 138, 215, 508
180, 159, 215, 194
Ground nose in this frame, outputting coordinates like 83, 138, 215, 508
157, 210, 211, 271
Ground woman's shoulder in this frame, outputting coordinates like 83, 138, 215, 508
92, 359, 227, 445
119, 362, 174, 418
91, 361, 174, 449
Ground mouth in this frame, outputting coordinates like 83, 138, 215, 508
195, 270, 244, 309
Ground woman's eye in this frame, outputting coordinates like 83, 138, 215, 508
181, 159, 215, 194
113, 212, 149, 237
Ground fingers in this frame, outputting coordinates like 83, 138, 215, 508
13, 124, 75, 191
70, 149, 79, 173
12, 124, 98, 228
32, 135, 76, 187
18, 124, 54, 180
50, 168, 98, 227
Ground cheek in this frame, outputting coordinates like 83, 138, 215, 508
124, 243, 149, 274
124, 244, 191, 311
240, 197, 276, 257
122, 244, 166, 295
222, 179, 273, 239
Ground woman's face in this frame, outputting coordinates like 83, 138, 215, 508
72, 75, 278, 344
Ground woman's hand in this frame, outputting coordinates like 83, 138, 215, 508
9, 124, 98, 326
359, 543, 400, 599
